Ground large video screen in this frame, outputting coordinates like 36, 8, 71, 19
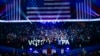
0, 0, 100, 22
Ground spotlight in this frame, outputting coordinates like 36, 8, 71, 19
66, 47, 70, 50
65, 47, 70, 52
29, 48, 33, 51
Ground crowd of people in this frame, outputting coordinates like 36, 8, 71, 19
0, 22, 100, 55
0, 22, 100, 45
0, 22, 96, 43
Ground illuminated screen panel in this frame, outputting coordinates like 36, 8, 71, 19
0, 0, 100, 22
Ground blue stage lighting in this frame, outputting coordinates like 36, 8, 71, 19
65, 47, 70, 52
67, 47, 70, 50
29, 48, 33, 51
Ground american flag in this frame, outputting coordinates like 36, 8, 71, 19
27, 0, 71, 20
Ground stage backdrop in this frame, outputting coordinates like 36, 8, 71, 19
0, 0, 100, 22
